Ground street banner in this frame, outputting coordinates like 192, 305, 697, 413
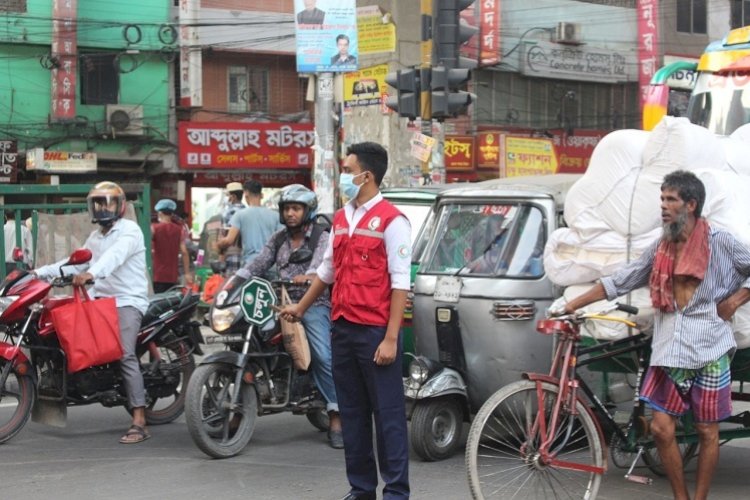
476, 132, 500, 169
501, 136, 557, 177
50, 0, 77, 122
357, 6, 396, 55
295, 0, 358, 73
479, 0, 500, 66
178, 122, 314, 170
344, 64, 388, 109
444, 136, 475, 171
193, 170, 311, 188
637, 0, 660, 118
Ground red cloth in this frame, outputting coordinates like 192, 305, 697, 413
649, 218, 710, 312
151, 221, 183, 283
331, 200, 403, 326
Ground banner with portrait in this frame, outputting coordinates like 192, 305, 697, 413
295, 0, 358, 73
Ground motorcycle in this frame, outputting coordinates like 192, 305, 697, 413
0, 248, 204, 443
185, 270, 328, 458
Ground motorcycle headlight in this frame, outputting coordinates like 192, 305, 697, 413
409, 358, 430, 384
0, 296, 19, 316
210, 305, 240, 333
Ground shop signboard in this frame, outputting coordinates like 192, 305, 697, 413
444, 135, 475, 171
476, 132, 500, 169
501, 136, 558, 177
179, 122, 315, 170
0, 140, 18, 183
26, 149, 97, 173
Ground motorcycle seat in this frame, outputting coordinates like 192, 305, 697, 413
143, 290, 185, 325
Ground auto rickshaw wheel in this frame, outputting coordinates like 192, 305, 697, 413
410, 396, 464, 461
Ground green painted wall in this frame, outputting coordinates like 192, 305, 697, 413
0, 1, 172, 152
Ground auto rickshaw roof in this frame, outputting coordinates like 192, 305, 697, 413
434, 174, 582, 207
381, 184, 453, 203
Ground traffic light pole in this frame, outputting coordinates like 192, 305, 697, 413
420, 0, 433, 183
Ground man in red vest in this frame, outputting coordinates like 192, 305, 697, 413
282, 142, 412, 500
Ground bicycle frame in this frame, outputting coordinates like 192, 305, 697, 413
524, 315, 649, 475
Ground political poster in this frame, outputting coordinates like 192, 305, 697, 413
295, 0, 358, 73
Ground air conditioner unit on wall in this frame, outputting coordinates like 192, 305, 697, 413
106, 104, 144, 136
555, 22, 582, 45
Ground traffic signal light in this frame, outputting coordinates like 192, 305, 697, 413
430, 64, 474, 120
433, 0, 478, 70
385, 68, 421, 120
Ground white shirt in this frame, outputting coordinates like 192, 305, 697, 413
36, 218, 149, 314
4, 221, 33, 265
316, 193, 412, 290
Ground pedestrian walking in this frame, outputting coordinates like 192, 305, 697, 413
281, 142, 412, 500
151, 199, 192, 293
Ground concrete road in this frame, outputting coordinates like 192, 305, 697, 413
1, 402, 750, 500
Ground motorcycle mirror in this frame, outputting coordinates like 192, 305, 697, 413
66, 248, 93, 266
11, 247, 24, 263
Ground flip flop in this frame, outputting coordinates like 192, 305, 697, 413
119, 424, 151, 444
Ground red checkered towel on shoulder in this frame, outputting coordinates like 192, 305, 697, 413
649, 218, 710, 312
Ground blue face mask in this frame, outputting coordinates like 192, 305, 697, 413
339, 172, 366, 199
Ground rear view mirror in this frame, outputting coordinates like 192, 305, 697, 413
67, 248, 92, 266
11, 247, 24, 263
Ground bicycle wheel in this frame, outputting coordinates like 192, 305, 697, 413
466, 380, 604, 500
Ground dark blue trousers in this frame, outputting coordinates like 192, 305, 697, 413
331, 318, 410, 499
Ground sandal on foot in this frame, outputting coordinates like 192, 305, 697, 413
119, 424, 151, 444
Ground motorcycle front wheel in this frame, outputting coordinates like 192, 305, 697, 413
133, 339, 196, 425
0, 360, 36, 444
185, 363, 258, 458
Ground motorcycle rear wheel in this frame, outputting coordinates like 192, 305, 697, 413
185, 363, 258, 458
0, 361, 36, 444
132, 339, 195, 425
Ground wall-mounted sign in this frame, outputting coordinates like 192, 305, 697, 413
637, 0, 661, 113
0, 140, 18, 183
179, 122, 315, 170
521, 40, 636, 83
344, 64, 388, 109
444, 136, 475, 171
357, 6, 395, 55
26, 149, 97, 173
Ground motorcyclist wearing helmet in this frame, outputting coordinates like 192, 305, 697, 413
234, 184, 343, 449
33, 181, 151, 444
152, 198, 192, 293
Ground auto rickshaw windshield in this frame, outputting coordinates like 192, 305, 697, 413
420, 203, 545, 278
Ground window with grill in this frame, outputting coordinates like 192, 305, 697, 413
0, 0, 26, 12
677, 0, 707, 34
731, 0, 750, 28
79, 54, 119, 105
228, 66, 269, 113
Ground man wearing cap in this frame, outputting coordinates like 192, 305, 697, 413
217, 180, 281, 267
152, 199, 192, 293
219, 182, 246, 273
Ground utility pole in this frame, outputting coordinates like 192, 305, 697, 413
313, 72, 336, 216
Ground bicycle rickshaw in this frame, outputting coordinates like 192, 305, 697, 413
465, 303, 750, 499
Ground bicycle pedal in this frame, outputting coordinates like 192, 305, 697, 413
625, 474, 652, 485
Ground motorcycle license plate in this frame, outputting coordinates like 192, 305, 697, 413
205, 333, 245, 344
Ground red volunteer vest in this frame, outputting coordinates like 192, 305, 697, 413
331, 199, 403, 326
